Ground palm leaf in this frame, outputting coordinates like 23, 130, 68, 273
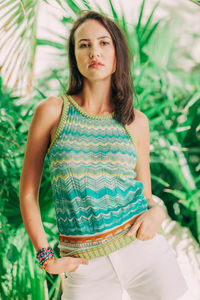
0, 0, 40, 95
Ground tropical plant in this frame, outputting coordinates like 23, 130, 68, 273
0, 78, 63, 299
0, 0, 199, 299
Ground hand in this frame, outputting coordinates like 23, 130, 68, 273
44, 256, 89, 274
126, 205, 166, 240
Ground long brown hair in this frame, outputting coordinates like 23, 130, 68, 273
65, 10, 137, 125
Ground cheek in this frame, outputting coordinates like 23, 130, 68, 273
75, 52, 84, 69
75, 51, 89, 75
106, 48, 115, 63
108, 52, 116, 69
75, 51, 80, 63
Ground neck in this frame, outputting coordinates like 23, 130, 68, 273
75, 78, 114, 114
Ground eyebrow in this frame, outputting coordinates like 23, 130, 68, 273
78, 36, 111, 43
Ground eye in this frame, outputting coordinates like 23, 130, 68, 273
79, 43, 89, 48
101, 41, 109, 45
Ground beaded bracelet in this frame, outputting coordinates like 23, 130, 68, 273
36, 247, 56, 270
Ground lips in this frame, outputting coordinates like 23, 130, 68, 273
89, 60, 104, 67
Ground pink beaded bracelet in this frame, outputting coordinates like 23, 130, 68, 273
36, 246, 57, 270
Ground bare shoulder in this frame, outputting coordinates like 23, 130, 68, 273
133, 108, 149, 126
35, 96, 64, 132
36, 96, 63, 118
19, 96, 64, 200
126, 108, 149, 147
28, 96, 64, 151
128, 108, 149, 131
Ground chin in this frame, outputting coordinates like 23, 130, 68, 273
82, 72, 113, 81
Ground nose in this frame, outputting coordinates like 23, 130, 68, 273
89, 45, 100, 59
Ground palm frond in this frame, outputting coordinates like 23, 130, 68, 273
0, 0, 40, 95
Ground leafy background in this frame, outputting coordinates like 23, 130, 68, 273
0, 0, 200, 299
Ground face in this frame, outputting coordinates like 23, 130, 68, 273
74, 19, 116, 82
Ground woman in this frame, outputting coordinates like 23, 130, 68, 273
19, 10, 192, 300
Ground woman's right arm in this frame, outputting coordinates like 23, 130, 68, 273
19, 97, 89, 274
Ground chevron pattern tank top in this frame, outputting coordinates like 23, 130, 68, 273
46, 94, 151, 260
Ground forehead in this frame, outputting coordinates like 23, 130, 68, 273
74, 19, 112, 42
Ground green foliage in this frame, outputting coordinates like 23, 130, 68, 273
0, 80, 62, 299
0, 0, 40, 95
0, 0, 199, 299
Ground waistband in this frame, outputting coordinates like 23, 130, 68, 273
58, 214, 143, 260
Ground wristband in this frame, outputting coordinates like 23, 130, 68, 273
36, 246, 56, 270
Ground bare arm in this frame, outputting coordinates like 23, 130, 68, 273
19, 96, 89, 273
19, 97, 62, 252
133, 111, 158, 207
126, 110, 166, 239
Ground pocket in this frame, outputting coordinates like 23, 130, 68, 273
73, 261, 91, 275
75, 263, 87, 272
64, 263, 88, 277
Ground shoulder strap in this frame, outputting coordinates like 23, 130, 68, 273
47, 95, 70, 155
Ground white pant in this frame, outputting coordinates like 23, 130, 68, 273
62, 233, 191, 300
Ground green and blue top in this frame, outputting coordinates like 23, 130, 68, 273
46, 94, 155, 260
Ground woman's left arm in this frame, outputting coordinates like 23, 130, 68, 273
126, 110, 166, 240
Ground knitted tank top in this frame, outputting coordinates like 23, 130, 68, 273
46, 94, 152, 260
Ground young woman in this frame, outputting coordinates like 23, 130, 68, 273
19, 10, 192, 300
